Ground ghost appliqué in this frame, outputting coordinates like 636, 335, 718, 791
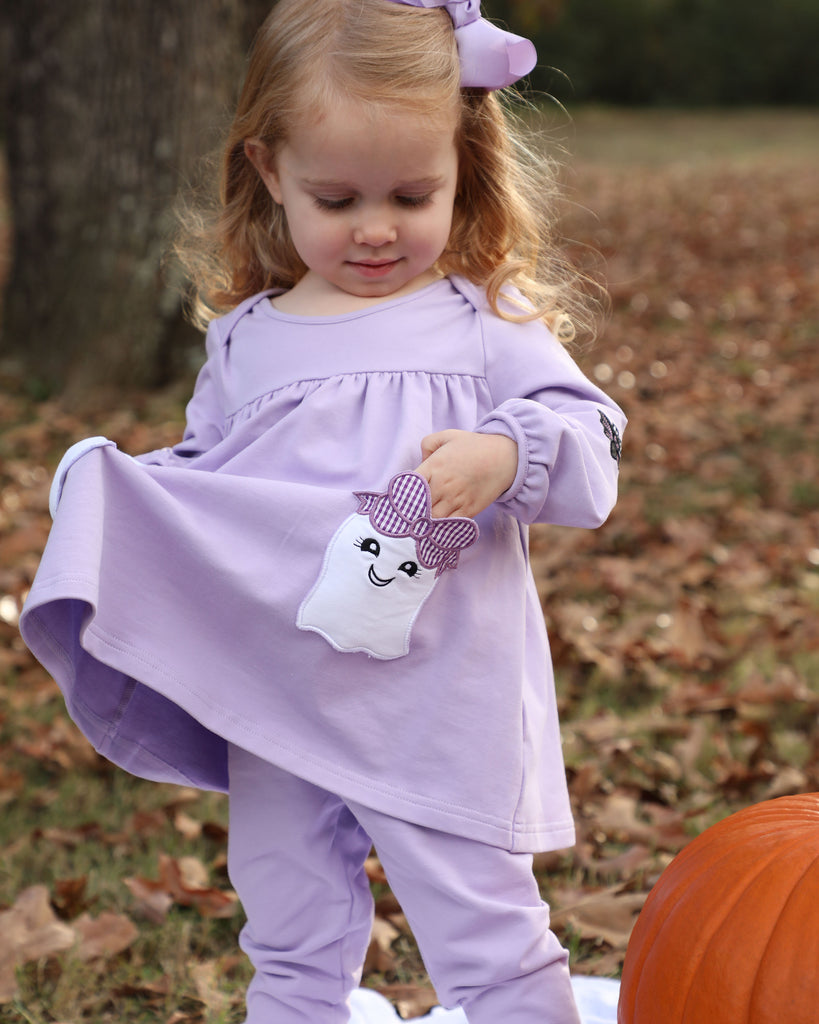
297, 472, 479, 660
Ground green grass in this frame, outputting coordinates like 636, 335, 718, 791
554, 106, 819, 166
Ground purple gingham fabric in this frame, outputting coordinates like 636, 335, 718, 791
354, 472, 479, 576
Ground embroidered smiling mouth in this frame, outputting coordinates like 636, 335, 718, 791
367, 565, 395, 587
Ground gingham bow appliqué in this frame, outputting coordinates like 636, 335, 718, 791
354, 472, 479, 577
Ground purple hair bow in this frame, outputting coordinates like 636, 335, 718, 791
354, 472, 479, 577
385, 0, 537, 89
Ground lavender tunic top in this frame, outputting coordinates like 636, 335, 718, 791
20, 276, 625, 853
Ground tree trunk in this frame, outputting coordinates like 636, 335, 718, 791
1, 0, 246, 395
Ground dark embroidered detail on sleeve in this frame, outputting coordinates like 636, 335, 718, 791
598, 410, 622, 463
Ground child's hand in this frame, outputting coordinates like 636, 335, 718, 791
415, 430, 518, 519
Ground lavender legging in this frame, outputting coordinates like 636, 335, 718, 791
228, 745, 581, 1024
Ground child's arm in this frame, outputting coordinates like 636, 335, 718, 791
448, 290, 626, 530
415, 430, 518, 519
471, 391, 623, 528
48, 322, 229, 515
135, 318, 228, 467
134, 353, 224, 467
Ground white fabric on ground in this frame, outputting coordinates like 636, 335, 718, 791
348, 976, 620, 1023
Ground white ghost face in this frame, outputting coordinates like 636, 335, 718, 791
297, 513, 439, 659
354, 533, 422, 588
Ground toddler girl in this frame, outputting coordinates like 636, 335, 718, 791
21, 1, 626, 1021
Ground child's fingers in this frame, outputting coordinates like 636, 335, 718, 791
412, 467, 460, 518
415, 430, 514, 519
415, 438, 469, 515
418, 430, 453, 463
414, 437, 465, 517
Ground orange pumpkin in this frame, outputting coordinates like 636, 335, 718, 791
618, 793, 819, 1024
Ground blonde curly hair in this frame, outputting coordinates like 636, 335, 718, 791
175, 0, 597, 341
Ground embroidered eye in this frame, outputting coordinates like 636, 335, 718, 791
355, 537, 381, 557
397, 561, 420, 577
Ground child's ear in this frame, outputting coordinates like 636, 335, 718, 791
244, 139, 283, 204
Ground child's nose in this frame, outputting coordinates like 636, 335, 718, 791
353, 212, 398, 248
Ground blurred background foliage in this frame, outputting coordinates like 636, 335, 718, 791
493, 0, 819, 105
0, 0, 817, 395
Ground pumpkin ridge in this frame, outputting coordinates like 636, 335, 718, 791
624, 825, 789, 1016
620, 819, 754, 983
674, 831, 802, 1023
619, 795, 819, 1024
677, 828, 819, 1022
746, 841, 819, 1024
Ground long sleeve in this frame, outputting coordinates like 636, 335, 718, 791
475, 302, 625, 527
136, 319, 227, 467
49, 294, 276, 514
48, 325, 225, 515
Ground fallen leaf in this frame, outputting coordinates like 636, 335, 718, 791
33, 823, 106, 849
0, 886, 75, 1002
578, 843, 654, 882
363, 916, 400, 976
73, 911, 138, 960
189, 959, 228, 1016
176, 855, 210, 890
760, 765, 808, 800
0, 765, 24, 806
113, 976, 171, 1002
365, 856, 388, 885
589, 794, 652, 844
173, 810, 202, 840
53, 876, 91, 920
201, 820, 229, 843
130, 809, 170, 838
125, 854, 238, 921
551, 887, 646, 949
123, 876, 175, 924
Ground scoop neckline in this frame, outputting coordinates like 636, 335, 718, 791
259, 277, 451, 325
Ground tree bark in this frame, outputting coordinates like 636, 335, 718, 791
1, 0, 246, 395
